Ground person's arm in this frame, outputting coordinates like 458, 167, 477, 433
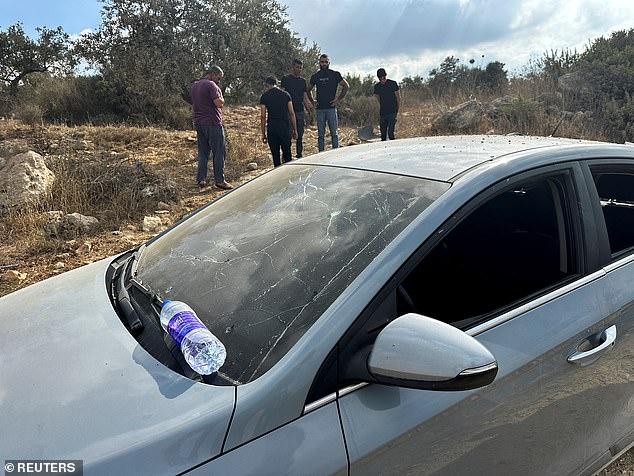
260, 104, 267, 143
307, 80, 316, 106
303, 91, 313, 113
374, 93, 381, 106
330, 78, 349, 107
213, 96, 224, 108
395, 89, 401, 113
288, 101, 298, 140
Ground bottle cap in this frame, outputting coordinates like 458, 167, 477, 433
162, 299, 171, 308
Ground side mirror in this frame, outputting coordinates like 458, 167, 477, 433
367, 313, 497, 391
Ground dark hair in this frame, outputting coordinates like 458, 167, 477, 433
292, 59, 303, 66
319, 54, 330, 60
377, 68, 387, 78
265, 76, 278, 85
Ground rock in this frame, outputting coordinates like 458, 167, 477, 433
59, 213, 99, 238
247, 162, 259, 171
0, 157, 5, 169
358, 125, 379, 141
143, 215, 163, 232
155, 210, 169, 215
112, 230, 122, 236
75, 242, 92, 255
558, 72, 594, 95
53, 262, 65, 269
125, 224, 138, 232
3, 270, 26, 282
141, 185, 158, 197
157, 201, 170, 209
485, 96, 517, 118
432, 99, 486, 134
0, 151, 55, 212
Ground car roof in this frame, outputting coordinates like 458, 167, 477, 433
295, 135, 627, 182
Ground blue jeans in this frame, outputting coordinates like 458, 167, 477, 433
316, 108, 339, 151
195, 124, 226, 184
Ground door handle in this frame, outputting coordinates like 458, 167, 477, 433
567, 325, 617, 365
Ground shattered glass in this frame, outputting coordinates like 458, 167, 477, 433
137, 165, 448, 382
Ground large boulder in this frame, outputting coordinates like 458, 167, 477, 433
432, 99, 486, 134
0, 151, 55, 212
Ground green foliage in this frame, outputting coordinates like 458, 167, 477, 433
428, 56, 508, 98
497, 97, 542, 133
569, 29, 634, 141
0, 23, 76, 96
77, 0, 319, 121
344, 74, 375, 97
339, 95, 379, 126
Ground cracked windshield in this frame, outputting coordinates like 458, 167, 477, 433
136, 164, 448, 382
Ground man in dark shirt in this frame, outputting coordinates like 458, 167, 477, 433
373, 68, 401, 141
308, 54, 349, 152
281, 59, 313, 158
191, 65, 233, 189
260, 76, 298, 167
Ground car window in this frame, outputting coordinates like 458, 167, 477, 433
399, 173, 578, 328
136, 165, 448, 383
590, 168, 634, 257
313, 171, 580, 401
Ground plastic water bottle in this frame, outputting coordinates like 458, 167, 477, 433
160, 300, 226, 375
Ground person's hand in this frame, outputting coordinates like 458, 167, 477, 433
292, 130, 298, 140
330, 98, 339, 107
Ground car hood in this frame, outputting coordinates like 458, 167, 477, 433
0, 259, 234, 474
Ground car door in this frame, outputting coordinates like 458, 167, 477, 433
335, 162, 632, 476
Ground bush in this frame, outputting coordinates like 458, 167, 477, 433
339, 96, 379, 127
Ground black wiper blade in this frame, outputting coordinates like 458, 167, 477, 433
115, 253, 144, 336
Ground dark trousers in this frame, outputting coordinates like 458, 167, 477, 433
379, 113, 398, 141
268, 126, 292, 167
290, 111, 305, 158
195, 123, 226, 183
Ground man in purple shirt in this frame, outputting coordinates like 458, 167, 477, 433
191, 65, 232, 190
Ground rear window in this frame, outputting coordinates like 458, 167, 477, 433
136, 164, 448, 382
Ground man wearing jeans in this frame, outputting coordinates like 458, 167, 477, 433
373, 68, 401, 141
191, 65, 232, 190
308, 54, 349, 152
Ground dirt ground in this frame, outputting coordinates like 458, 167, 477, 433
0, 107, 632, 474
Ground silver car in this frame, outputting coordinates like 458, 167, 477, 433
2, 135, 634, 475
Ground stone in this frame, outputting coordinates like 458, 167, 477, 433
157, 201, 170, 209
75, 242, 93, 255
3, 270, 26, 282
143, 215, 163, 232
59, 213, 99, 238
432, 99, 486, 134
112, 230, 122, 236
54, 262, 65, 269
247, 162, 259, 171
0, 151, 55, 212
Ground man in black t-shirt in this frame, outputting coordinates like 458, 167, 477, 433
308, 54, 350, 151
281, 59, 313, 158
260, 76, 298, 167
373, 68, 401, 141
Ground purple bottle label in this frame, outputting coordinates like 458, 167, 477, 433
167, 310, 206, 346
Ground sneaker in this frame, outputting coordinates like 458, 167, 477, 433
215, 181, 233, 190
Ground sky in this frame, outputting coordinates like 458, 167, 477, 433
2, 0, 633, 81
